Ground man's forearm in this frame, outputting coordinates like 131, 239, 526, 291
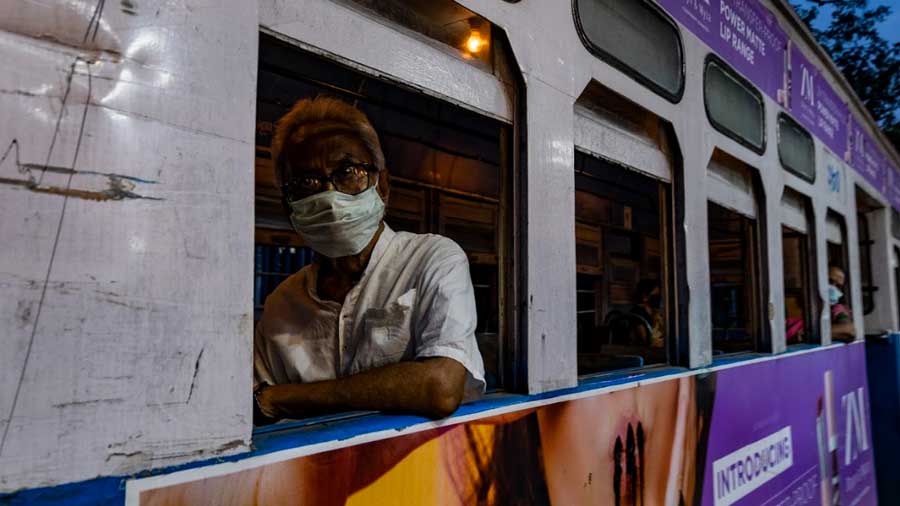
832, 321, 856, 342
260, 357, 467, 421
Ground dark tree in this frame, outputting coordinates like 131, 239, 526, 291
790, 0, 900, 151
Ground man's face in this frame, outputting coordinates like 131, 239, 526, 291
829, 267, 845, 288
282, 131, 379, 198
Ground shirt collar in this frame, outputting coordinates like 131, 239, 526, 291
304, 223, 396, 304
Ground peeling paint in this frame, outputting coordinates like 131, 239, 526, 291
0, 140, 161, 201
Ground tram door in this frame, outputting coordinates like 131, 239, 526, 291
253, 30, 512, 389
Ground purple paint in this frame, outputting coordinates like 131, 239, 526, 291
655, 0, 787, 102
850, 119, 887, 193
701, 345, 877, 506
887, 167, 900, 212
789, 45, 849, 158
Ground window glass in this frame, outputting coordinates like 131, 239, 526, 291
778, 114, 815, 182
575, 151, 671, 375
574, 0, 684, 101
894, 247, 900, 325
709, 202, 760, 354
781, 190, 816, 345
704, 59, 765, 153
255, 34, 510, 390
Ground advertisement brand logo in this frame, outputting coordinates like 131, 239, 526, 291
842, 387, 870, 465
713, 426, 794, 506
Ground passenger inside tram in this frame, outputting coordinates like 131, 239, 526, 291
575, 151, 670, 374
828, 264, 856, 342
252, 97, 485, 425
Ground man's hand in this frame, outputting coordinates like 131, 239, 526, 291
256, 357, 468, 424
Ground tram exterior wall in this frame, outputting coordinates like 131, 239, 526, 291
0, 0, 898, 496
0, 0, 257, 492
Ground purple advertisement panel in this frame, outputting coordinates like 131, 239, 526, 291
851, 119, 887, 192
656, 0, 787, 101
701, 345, 876, 506
888, 166, 900, 212
790, 45, 849, 158
137, 344, 878, 506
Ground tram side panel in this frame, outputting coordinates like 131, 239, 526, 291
131, 344, 876, 506
0, 1, 256, 492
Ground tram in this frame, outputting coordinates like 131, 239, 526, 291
2, 0, 899, 504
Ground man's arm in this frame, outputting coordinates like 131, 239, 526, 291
831, 319, 856, 343
256, 357, 467, 422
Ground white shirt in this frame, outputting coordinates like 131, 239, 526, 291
254, 224, 486, 400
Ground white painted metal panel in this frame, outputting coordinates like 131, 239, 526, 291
573, 105, 671, 182
0, 1, 255, 492
259, 0, 513, 124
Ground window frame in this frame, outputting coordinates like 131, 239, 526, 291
707, 200, 766, 355
252, 27, 522, 433
571, 0, 686, 103
777, 113, 816, 183
780, 189, 820, 345
573, 149, 678, 376
703, 55, 767, 155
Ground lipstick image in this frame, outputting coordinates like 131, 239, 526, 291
817, 398, 831, 506
824, 370, 841, 505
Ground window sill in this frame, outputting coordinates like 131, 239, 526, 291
250, 365, 691, 456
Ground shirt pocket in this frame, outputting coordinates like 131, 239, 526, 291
361, 289, 416, 367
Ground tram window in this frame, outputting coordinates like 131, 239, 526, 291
778, 114, 815, 183
892, 208, 900, 241
856, 188, 881, 316
254, 34, 512, 393
894, 247, 900, 326
708, 202, 760, 354
781, 190, 817, 345
826, 211, 851, 312
704, 57, 766, 154
573, 0, 684, 101
575, 151, 671, 375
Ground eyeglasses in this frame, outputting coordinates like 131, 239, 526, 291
281, 162, 379, 202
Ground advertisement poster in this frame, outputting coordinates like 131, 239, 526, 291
887, 167, 900, 213
789, 45, 849, 159
850, 119, 887, 193
656, 0, 787, 101
132, 345, 877, 506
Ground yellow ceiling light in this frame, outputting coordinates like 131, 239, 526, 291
465, 30, 485, 54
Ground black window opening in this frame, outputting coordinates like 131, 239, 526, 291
857, 213, 877, 315
708, 202, 762, 354
704, 57, 766, 154
781, 190, 818, 346
855, 188, 881, 316
826, 211, 851, 314
573, 0, 685, 102
894, 247, 900, 326
575, 151, 673, 375
255, 33, 512, 390
892, 208, 900, 241
778, 114, 815, 183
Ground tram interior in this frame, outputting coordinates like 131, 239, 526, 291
782, 190, 816, 345
253, 33, 508, 390
708, 202, 759, 354
575, 151, 669, 375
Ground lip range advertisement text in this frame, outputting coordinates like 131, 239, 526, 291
135, 345, 876, 506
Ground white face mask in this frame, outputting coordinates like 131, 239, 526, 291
828, 284, 843, 305
288, 186, 385, 258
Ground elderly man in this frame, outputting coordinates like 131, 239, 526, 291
828, 264, 856, 343
252, 97, 485, 424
